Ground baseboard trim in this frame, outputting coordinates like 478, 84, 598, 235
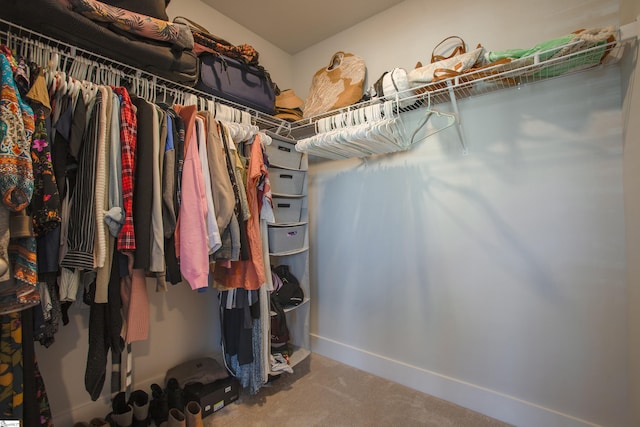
311, 334, 601, 427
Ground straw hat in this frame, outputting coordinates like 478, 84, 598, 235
275, 110, 303, 122
276, 89, 304, 110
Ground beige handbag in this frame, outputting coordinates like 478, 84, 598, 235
407, 36, 484, 88
303, 51, 366, 119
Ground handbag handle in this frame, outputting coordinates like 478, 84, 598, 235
433, 68, 462, 82
431, 36, 466, 63
432, 57, 513, 85
327, 52, 345, 70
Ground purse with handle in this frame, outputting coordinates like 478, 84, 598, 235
303, 51, 366, 119
408, 36, 484, 89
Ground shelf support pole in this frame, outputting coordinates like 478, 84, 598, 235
446, 80, 468, 155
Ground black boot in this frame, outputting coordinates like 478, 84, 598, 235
107, 392, 133, 427
166, 378, 185, 412
149, 383, 169, 426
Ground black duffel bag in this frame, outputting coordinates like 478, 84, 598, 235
196, 53, 276, 115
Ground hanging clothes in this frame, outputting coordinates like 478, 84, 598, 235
0, 28, 284, 409
59, 89, 101, 270
195, 114, 222, 255
130, 96, 155, 271
149, 104, 167, 274
213, 132, 268, 291
0, 310, 53, 425
161, 107, 182, 285
174, 104, 210, 290
204, 112, 235, 233
0, 50, 40, 314
94, 87, 117, 304
220, 288, 264, 394
26, 64, 63, 349
113, 87, 137, 255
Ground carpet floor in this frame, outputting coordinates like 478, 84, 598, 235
204, 353, 512, 427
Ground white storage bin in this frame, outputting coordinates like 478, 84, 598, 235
266, 138, 302, 170
268, 224, 306, 253
270, 168, 305, 195
271, 196, 303, 224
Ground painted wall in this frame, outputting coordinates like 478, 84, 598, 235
291, 0, 619, 100
619, 1, 640, 426
620, 0, 640, 26
296, 0, 634, 426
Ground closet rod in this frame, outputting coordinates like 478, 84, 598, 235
0, 17, 289, 132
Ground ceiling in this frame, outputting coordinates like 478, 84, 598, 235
201, 0, 406, 54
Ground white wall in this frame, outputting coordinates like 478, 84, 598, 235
619, 2, 640, 426
291, 0, 619, 100
298, 1, 634, 426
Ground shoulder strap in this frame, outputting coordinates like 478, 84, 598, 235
431, 36, 466, 63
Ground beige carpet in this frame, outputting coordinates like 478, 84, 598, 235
205, 353, 512, 427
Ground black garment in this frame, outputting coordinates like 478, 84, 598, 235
22, 307, 53, 425
85, 244, 124, 400
221, 290, 259, 365
33, 278, 61, 348
51, 95, 74, 198
171, 108, 185, 211
131, 97, 155, 270
161, 108, 181, 285
164, 234, 181, 285
36, 227, 60, 277
108, 245, 125, 396
85, 287, 109, 400
22, 308, 37, 426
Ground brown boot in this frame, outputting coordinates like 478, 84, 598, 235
89, 419, 110, 427
185, 401, 204, 427
167, 408, 186, 427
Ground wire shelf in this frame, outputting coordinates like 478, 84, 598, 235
0, 16, 633, 158
0, 17, 291, 132
287, 35, 631, 147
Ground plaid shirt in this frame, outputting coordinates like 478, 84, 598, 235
113, 87, 137, 252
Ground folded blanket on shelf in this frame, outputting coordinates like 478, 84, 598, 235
64, 0, 194, 50
1, 0, 199, 86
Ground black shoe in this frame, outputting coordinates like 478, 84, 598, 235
149, 383, 169, 426
183, 382, 202, 407
107, 392, 133, 427
166, 378, 185, 412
